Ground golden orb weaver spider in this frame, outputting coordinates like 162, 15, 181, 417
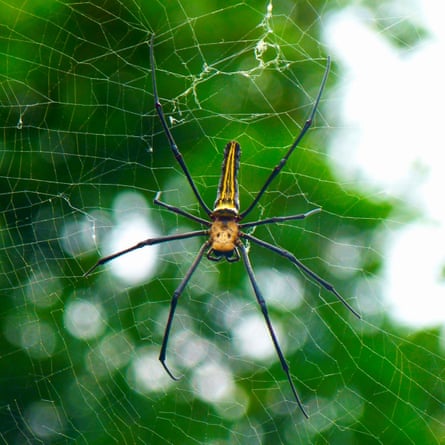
85, 35, 360, 418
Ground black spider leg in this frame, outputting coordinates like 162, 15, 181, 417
240, 57, 331, 220
238, 243, 309, 418
242, 232, 361, 319
159, 241, 210, 380
240, 207, 321, 230
154, 192, 210, 227
150, 35, 212, 216
84, 230, 208, 277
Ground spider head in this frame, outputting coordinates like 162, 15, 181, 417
208, 215, 240, 262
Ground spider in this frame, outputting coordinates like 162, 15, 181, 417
85, 35, 360, 418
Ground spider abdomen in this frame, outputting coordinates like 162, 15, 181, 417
213, 141, 240, 214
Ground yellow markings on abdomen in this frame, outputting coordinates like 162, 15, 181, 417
213, 141, 240, 215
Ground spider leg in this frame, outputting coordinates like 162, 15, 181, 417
84, 230, 208, 277
159, 241, 209, 380
150, 35, 212, 216
238, 243, 309, 418
240, 207, 321, 229
242, 232, 360, 319
154, 192, 211, 227
240, 57, 330, 220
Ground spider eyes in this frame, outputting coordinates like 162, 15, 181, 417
216, 232, 231, 239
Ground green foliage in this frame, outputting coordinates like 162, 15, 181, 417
1, 1, 443, 444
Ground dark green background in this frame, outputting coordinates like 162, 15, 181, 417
1, 1, 443, 444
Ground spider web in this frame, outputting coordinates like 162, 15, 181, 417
1, 0, 444, 444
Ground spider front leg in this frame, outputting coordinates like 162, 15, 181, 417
240, 56, 330, 220
159, 241, 209, 380
238, 243, 309, 418
150, 35, 212, 216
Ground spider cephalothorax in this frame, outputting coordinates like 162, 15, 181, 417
208, 215, 240, 262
